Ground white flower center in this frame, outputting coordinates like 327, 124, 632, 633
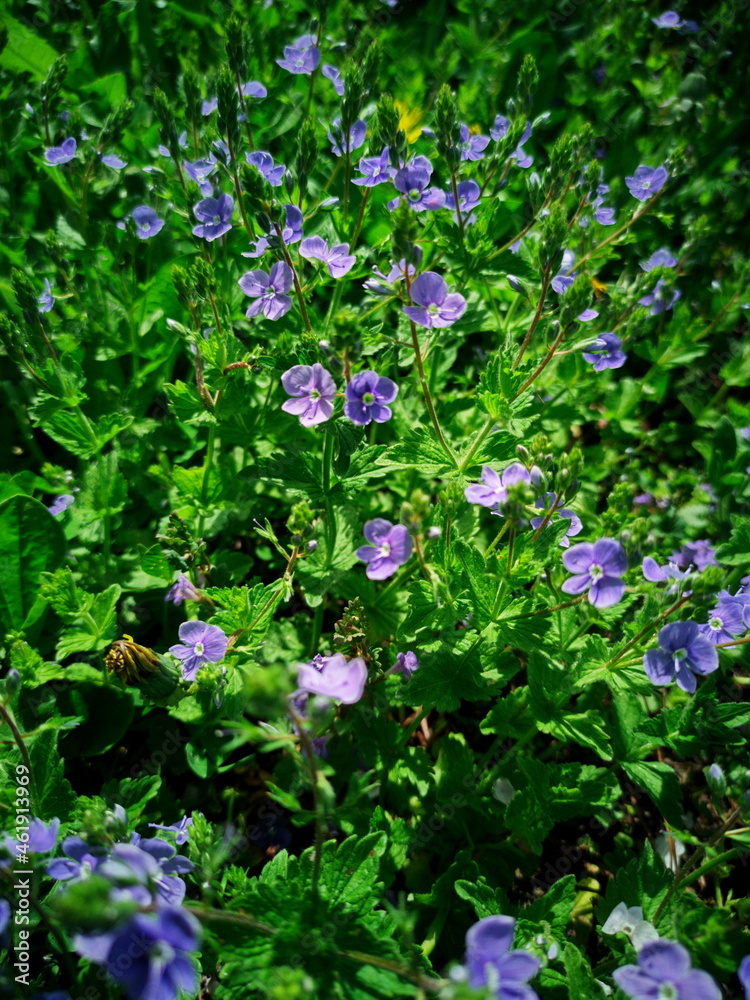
309, 389, 321, 401
673, 647, 687, 661
194, 642, 205, 656
379, 542, 391, 558
428, 303, 440, 315
408, 189, 421, 201
362, 391, 375, 405
708, 616, 722, 630
658, 984, 677, 1000
589, 562, 604, 581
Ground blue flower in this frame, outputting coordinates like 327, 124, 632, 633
238, 262, 294, 320
643, 621, 719, 693
45, 138, 77, 165
277, 34, 321, 75
169, 621, 229, 681
105, 908, 201, 1000
328, 117, 367, 157
117, 206, 165, 240
582, 333, 627, 371
245, 150, 285, 187
614, 940, 720, 1000
191, 193, 233, 241
625, 164, 668, 201
353, 146, 396, 187
344, 370, 398, 425
388, 156, 446, 211
463, 915, 541, 1000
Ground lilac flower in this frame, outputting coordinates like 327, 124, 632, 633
393, 651, 420, 679
530, 493, 583, 548
490, 116, 533, 167
184, 157, 217, 196
403, 272, 467, 329
739, 955, 750, 1000
673, 539, 718, 572
245, 150, 285, 187
98, 840, 189, 908
45, 138, 77, 165
579, 181, 616, 226
242, 204, 303, 258
643, 621, 719, 693
101, 153, 127, 169
640, 248, 677, 272
27, 817, 60, 854
699, 601, 745, 645
201, 96, 218, 115
356, 519, 413, 580
238, 262, 294, 320
281, 363, 337, 427
614, 940, 721, 1000
561, 538, 627, 609
37, 278, 56, 313
601, 903, 659, 952
642, 556, 691, 584
583, 333, 627, 371
577, 308, 599, 322
639, 278, 681, 315
169, 621, 228, 682
363, 256, 419, 296
456, 123, 490, 161
344, 370, 398, 425
625, 164, 668, 202
389, 156, 446, 211
322, 64, 345, 95
465, 463, 541, 510
464, 915, 541, 999
551, 249, 577, 294
192, 193, 234, 241
117, 206, 165, 240
165, 574, 201, 606
353, 146, 396, 187
241, 81, 267, 99
48, 493, 75, 516
445, 179, 481, 223
0, 898, 9, 948
149, 817, 193, 847
158, 130, 188, 156
277, 34, 321, 75
105, 908, 200, 1000
299, 236, 356, 278
328, 118, 367, 157
297, 653, 368, 704
652, 10, 685, 27
47, 836, 106, 882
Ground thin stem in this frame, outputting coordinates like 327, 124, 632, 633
450, 170, 466, 245
575, 189, 665, 271
459, 416, 496, 473
197, 422, 218, 541
287, 701, 326, 902
511, 320, 566, 400
273, 229, 312, 332
605, 594, 691, 669
512, 261, 551, 368
350, 186, 371, 250
0, 703, 38, 816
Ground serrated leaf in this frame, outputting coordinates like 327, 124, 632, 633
0, 495, 67, 632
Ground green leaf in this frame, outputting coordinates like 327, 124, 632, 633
0, 495, 67, 633
404, 633, 490, 712
600, 843, 672, 923
622, 760, 683, 827
562, 944, 607, 1000
0, 15, 59, 79
715, 516, 750, 566
29, 728, 76, 821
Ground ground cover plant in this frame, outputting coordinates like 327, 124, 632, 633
1, 0, 750, 997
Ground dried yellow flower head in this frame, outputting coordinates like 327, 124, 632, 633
105, 634, 160, 685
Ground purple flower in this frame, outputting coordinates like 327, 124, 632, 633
299, 236, 356, 278
551, 249, 577, 294
739, 955, 750, 1000
281, 363, 337, 427
158, 130, 188, 156
344, 370, 398, 425
393, 651, 420, 679
640, 248, 677, 272
625, 164, 668, 202
322, 64, 344, 95
356, 519, 413, 580
277, 34, 321, 75
242, 204, 304, 258
456, 123, 490, 161
642, 556, 691, 584
192, 193, 233, 241
577, 308, 600, 322
165, 574, 201, 606
389, 156, 446, 212
245, 150, 285, 187
328, 117, 367, 157
117, 206, 165, 240
644, 621, 719, 693
47, 836, 107, 882
98, 840, 190, 908
101, 152, 127, 169
148, 817, 193, 847
238, 261, 294, 320
561, 538, 627, 609
48, 493, 75, 515
614, 940, 721, 1000
403, 271, 467, 329
45, 137, 77, 165
38, 278, 56, 313
672, 539, 718, 572
698, 601, 745, 645
27, 817, 60, 854
445, 179, 481, 223
184, 157, 217, 196
464, 915, 541, 999
297, 653, 368, 704
582, 333, 627, 371
240, 81, 267, 99
490, 116, 533, 167
353, 146, 396, 187
169, 621, 228, 682
639, 278, 681, 315
105, 908, 200, 1000
363, 257, 419, 296
464, 463, 540, 510
652, 10, 685, 27
530, 493, 583, 548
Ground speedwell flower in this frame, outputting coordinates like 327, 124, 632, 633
561, 538, 627, 608
169, 621, 228, 682
388, 156, 446, 211
277, 34, 321, 75
643, 621, 719, 693
582, 333, 627, 371
625, 164, 668, 202
403, 272, 467, 329
699, 601, 745, 645
356, 519, 412, 580
297, 654, 368, 704
117, 206, 165, 240
464, 463, 541, 510
613, 939, 721, 1000
299, 236, 356, 278
191, 193, 234, 241
45, 137, 77, 165
344, 370, 398, 425
280, 363, 337, 427
245, 150, 285, 187
238, 262, 294, 320
463, 915, 541, 1000
105, 908, 201, 1000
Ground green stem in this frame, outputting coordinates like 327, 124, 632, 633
0, 703, 38, 817
459, 416, 496, 473
512, 261, 551, 369
197, 422, 218, 540
350, 186, 371, 250
511, 320, 567, 400
287, 701, 326, 902
605, 594, 691, 669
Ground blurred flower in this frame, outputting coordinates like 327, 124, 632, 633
322, 64, 344, 95
27, 817, 61, 854
277, 34, 321, 75
613, 940, 720, 1000
328, 117, 367, 157
640, 248, 677, 271
582, 333, 627, 371
169, 621, 229, 682
297, 653, 368, 704
672, 539, 717, 572
492, 778, 515, 805
165, 574, 201, 606
652, 10, 685, 27
38, 278, 56, 313
242, 204, 304, 257
562, 538, 627, 609
101, 152, 127, 169
738, 955, 750, 999
393, 651, 420, 678
47, 836, 107, 882
299, 236, 356, 278
184, 156, 217, 196
444, 179, 481, 223
643, 621, 719, 693
118, 206, 165, 240
625, 164, 668, 201
356, 519, 412, 579
280, 363, 337, 427
192, 193, 234, 241
530, 493, 583, 547
45, 138, 77, 165
551, 249, 577, 293
105, 908, 200, 1000
490, 116, 534, 167
463, 915, 541, 999
344, 370, 398, 425
149, 817, 193, 847
465, 463, 541, 510
639, 278, 680, 315
456, 123, 490, 161
699, 601, 745, 644
158, 130, 188, 155
403, 272, 466, 329
245, 150, 285, 187
238, 262, 294, 320
48, 493, 75, 515
394, 100, 423, 142
601, 903, 659, 952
